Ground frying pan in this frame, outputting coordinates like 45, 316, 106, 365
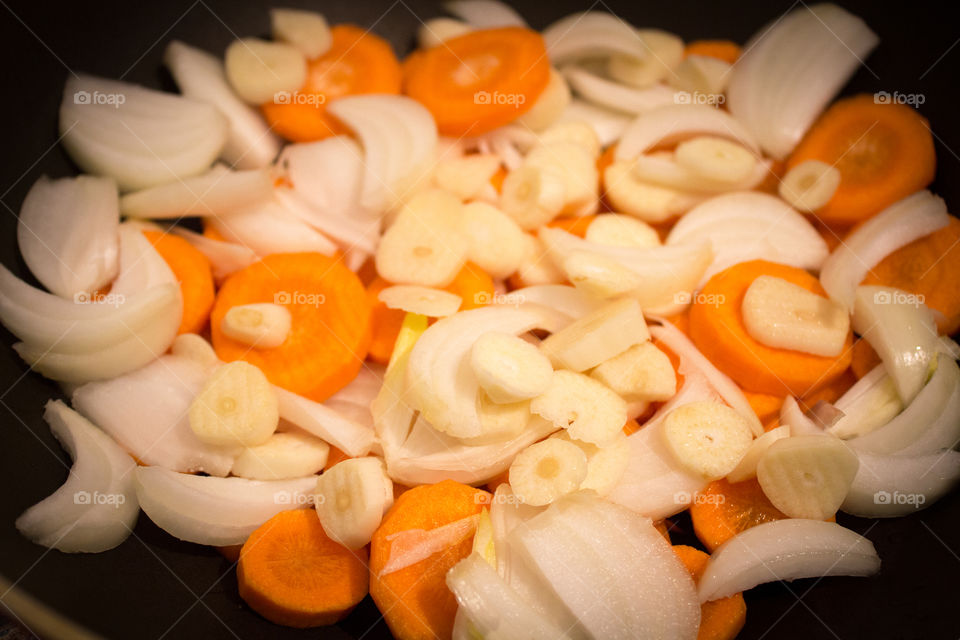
1, 0, 958, 638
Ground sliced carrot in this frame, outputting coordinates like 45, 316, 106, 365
370, 480, 489, 640
801, 368, 856, 407
688, 260, 852, 397
237, 509, 368, 628
403, 27, 551, 136
262, 25, 402, 142
743, 390, 783, 426
787, 94, 936, 225
690, 478, 789, 552
861, 215, 960, 335
684, 40, 741, 64
142, 230, 215, 335
366, 276, 406, 366
546, 215, 597, 239
673, 545, 747, 640
445, 262, 495, 311
210, 252, 371, 401
851, 338, 882, 379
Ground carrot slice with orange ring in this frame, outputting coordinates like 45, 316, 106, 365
210, 252, 371, 402
142, 230, 215, 335
403, 27, 551, 136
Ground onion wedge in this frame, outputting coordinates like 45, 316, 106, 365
110, 223, 178, 297
615, 104, 759, 162
444, 0, 526, 28
841, 450, 960, 517
170, 226, 258, 281
562, 66, 679, 115
543, 12, 648, 63
209, 195, 338, 257
120, 165, 273, 219
274, 386, 375, 457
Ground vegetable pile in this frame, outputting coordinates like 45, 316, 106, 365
3, 2, 959, 638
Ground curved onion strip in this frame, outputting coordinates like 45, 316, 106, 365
698, 519, 880, 602
134, 466, 317, 546
210, 195, 338, 256
554, 98, 632, 147
503, 284, 604, 323
615, 104, 760, 162
274, 386, 375, 457
841, 450, 960, 517
779, 396, 826, 437
819, 190, 948, 310
543, 12, 648, 63
169, 226, 257, 281
120, 165, 273, 219
72, 355, 239, 476
372, 315, 427, 453
727, 4, 879, 160
829, 364, 902, 439
632, 153, 772, 194
274, 187, 379, 254
17, 175, 119, 299
277, 136, 369, 224
110, 223, 178, 297
539, 227, 712, 316
60, 74, 228, 191
326, 95, 438, 213
380, 514, 479, 576
444, 0, 526, 28
15, 400, 138, 553
489, 484, 545, 579
562, 66, 680, 115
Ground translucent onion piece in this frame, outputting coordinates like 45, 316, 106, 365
444, 0, 526, 28
134, 466, 317, 546
380, 514, 479, 576
120, 165, 273, 219
554, 99, 632, 147
615, 104, 760, 162
543, 12, 648, 63
698, 519, 880, 602
110, 223, 178, 297
829, 364, 903, 439
779, 396, 825, 437
164, 40, 281, 169
170, 226, 258, 281
17, 175, 119, 299
15, 400, 138, 553
841, 450, 960, 517
274, 386, 375, 457
274, 187, 378, 255
727, 3, 879, 159
631, 153, 771, 194
562, 65, 680, 115
209, 195, 338, 257
59, 74, 228, 191
820, 192, 948, 310
503, 284, 604, 324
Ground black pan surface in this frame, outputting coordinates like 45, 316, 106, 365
1, 1, 958, 638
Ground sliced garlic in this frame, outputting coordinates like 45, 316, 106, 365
674, 136, 757, 184
562, 251, 642, 298
509, 438, 588, 506
189, 361, 279, 447
315, 456, 394, 549
779, 160, 841, 212
500, 165, 567, 230
523, 141, 599, 217
379, 285, 462, 317
539, 298, 649, 372
515, 68, 571, 132
606, 29, 685, 89
459, 201, 527, 280
662, 400, 754, 480
604, 161, 702, 222
537, 121, 601, 158
471, 331, 554, 404
590, 341, 676, 403
513, 232, 566, 285
224, 38, 307, 105
742, 275, 850, 357
221, 303, 292, 349
585, 213, 661, 249
270, 8, 332, 59
433, 153, 502, 201
552, 429, 629, 496
231, 431, 329, 480
531, 370, 627, 446
726, 425, 790, 483
170, 333, 219, 370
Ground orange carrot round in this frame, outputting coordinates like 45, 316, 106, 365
370, 480, 489, 640
403, 27, 551, 136
787, 94, 935, 225
142, 230, 215, 335
237, 509, 368, 628
743, 390, 783, 426
684, 40, 741, 64
689, 478, 789, 552
673, 545, 747, 640
210, 252, 371, 401
688, 260, 852, 397
262, 25, 402, 142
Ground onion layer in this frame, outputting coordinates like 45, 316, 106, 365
615, 104, 759, 162
841, 450, 960, 517
444, 0, 526, 28
120, 165, 273, 219
562, 66, 679, 115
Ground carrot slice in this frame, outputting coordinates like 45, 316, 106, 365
262, 24, 402, 142
861, 216, 960, 335
366, 276, 406, 365
445, 262, 495, 311
210, 252, 371, 401
142, 230, 215, 335
684, 40, 741, 64
403, 27, 551, 136
743, 390, 783, 426
690, 478, 789, 552
688, 260, 852, 397
786, 94, 935, 225
546, 215, 597, 239
673, 545, 747, 640
851, 338, 882, 379
370, 480, 489, 640
237, 509, 368, 628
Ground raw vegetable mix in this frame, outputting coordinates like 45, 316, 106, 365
3, 2, 960, 639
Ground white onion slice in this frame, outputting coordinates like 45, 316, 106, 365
170, 226, 258, 281
273, 187, 379, 255
277, 136, 367, 222
554, 98, 631, 147
110, 223, 178, 297
829, 364, 903, 439
444, 0, 526, 28
15, 400, 138, 553
820, 192, 948, 309
380, 514, 479, 576
841, 450, 960, 517
326, 95, 438, 213
134, 466, 316, 546
698, 519, 880, 602
274, 386, 375, 457
72, 355, 239, 476
543, 12, 647, 63
60, 74, 228, 191
727, 4, 879, 159
779, 395, 826, 437
632, 152, 771, 194
120, 165, 273, 219
615, 104, 759, 162
562, 66, 680, 115
164, 41, 281, 169
327, 363, 385, 408
210, 195, 338, 257
17, 175, 119, 299
503, 284, 604, 323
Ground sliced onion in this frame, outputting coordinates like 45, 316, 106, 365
539, 227, 712, 316
820, 191, 948, 310
727, 4, 879, 159
328, 363, 385, 408
372, 316, 427, 454
667, 191, 828, 284
15, 400, 138, 553
17, 175, 119, 299
164, 41, 280, 169
134, 465, 317, 546
632, 152, 771, 194
380, 514, 479, 576
169, 226, 257, 281
273, 187, 379, 255
489, 484, 544, 578
274, 386, 374, 457
72, 355, 239, 476
830, 364, 903, 439
841, 450, 960, 517
698, 519, 880, 602
562, 66, 680, 115
326, 95, 438, 213
60, 74, 228, 191
110, 223, 178, 297
543, 12, 648, 63
615, 104, 759, 162
554, 98, 631, 147
120, 165, 273, 219
779, 395, 826, 437
509, 493, 700, 639
276, 136, 368, 223
444, 0, 526, 28
503, 284, 604, 323
209, 195, 338, 257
